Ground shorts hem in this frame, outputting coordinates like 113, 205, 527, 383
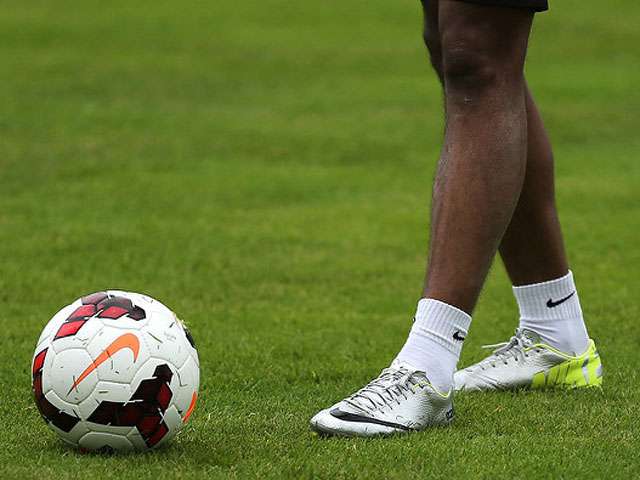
455, 0, 549, 12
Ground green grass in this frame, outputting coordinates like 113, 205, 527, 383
1, 0, 639, 478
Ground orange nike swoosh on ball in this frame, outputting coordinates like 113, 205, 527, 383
69, 333, 140, 392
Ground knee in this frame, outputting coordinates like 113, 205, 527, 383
440, 30, 522, 95
441, 42, 499, 94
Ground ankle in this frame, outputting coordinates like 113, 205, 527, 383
513, 270, 589, 355
395, 299, 471, 391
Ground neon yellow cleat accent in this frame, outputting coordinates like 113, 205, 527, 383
531, 340, 603, 389
454, 329, 604, 392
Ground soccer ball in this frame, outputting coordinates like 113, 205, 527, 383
31, 291, 199, 451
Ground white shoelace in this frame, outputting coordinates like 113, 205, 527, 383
477, 329, 539, 369
344, 367, 424, 413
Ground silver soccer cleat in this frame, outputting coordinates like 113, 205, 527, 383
454, 328, 603, 392
310, 360, 454, 437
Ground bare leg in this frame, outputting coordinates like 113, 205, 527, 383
309, 1, 585, 436
421, 1, 534, 314
498, 86, 569, 285
421, 2, 569, 290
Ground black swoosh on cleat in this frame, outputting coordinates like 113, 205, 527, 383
329, 408, 412, 431
546, 291, 576, 308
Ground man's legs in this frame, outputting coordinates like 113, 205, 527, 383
396, 0, 534, 387
310, 0, 598, 437
416, 0, 590, 361
422, 1, 568, 289
420, 1, 533, 314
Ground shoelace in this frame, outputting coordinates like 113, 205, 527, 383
344, 367, 423, 413
477, 329, 538, 369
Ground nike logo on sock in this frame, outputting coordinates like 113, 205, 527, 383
452, 331, 466, 341
546, 291, 576, 308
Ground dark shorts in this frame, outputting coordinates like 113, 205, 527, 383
460, 0, 548, 12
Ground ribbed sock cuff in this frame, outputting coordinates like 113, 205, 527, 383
411, 298, 472, 357
513, 270, 582, 321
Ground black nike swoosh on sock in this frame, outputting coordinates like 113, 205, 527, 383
546, 291, 576, 308
329, 408, 412, 431
453, 331, 466, 341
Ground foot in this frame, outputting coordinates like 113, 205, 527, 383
310, 360, 454, 437
454, 328, 603, 392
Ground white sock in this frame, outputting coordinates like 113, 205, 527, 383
395, 299, 471, 391
513, 270, 589, 355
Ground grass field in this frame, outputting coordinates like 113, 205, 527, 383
1, 0, 639, 478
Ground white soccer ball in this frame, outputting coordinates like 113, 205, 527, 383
31, 291, 199, 451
